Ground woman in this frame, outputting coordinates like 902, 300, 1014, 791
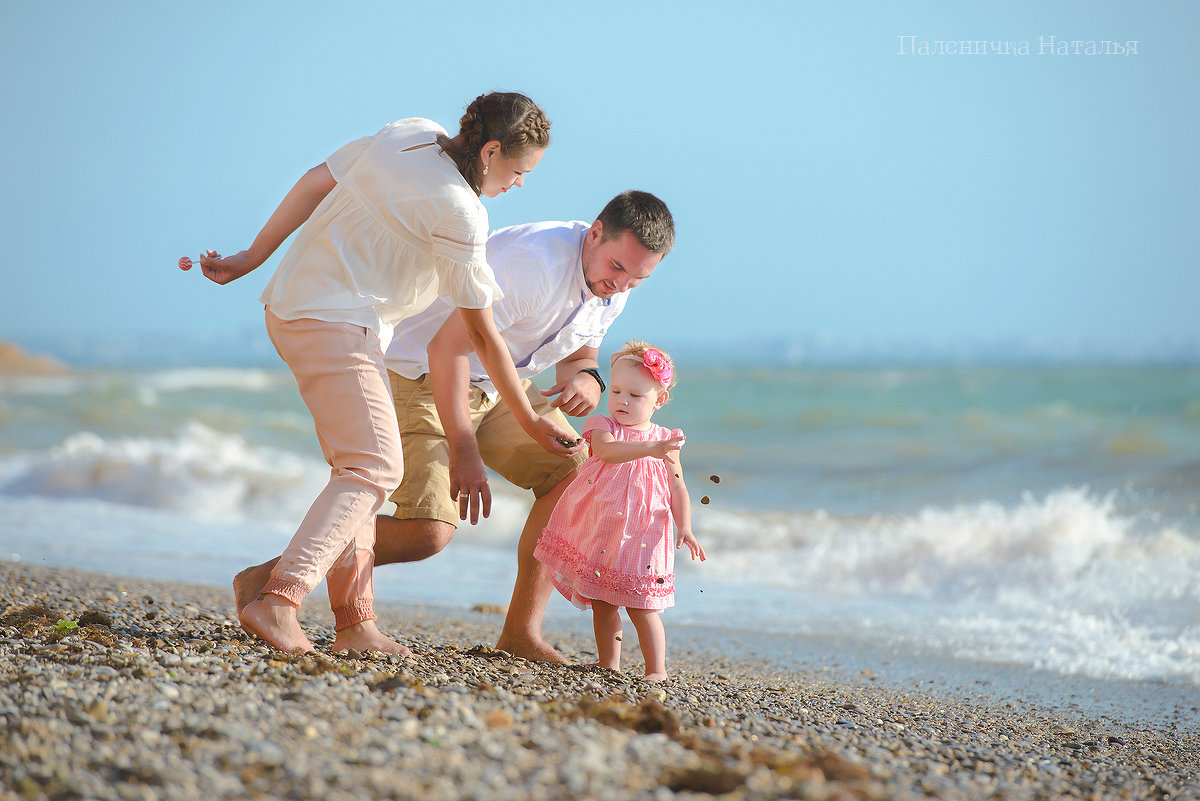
187, 92, 579, 654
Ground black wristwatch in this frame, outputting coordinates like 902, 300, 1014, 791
577, 367, 606, 393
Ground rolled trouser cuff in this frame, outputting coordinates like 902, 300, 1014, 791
261, 577, 308, 607
333, 600, 377, 631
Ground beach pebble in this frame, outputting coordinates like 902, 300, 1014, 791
2, 560, 1189, 801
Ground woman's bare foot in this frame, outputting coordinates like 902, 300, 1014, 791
239, 594, 314, 653
643, 672, 669, 682
495, 634, 567, 664
331, 620, 412, 656
232, 559, 279, 612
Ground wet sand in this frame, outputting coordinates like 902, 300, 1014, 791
3, 560, 1197, 800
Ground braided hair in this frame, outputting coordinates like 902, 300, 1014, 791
437, 92, 551, 195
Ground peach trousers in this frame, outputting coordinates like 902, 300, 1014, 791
260, 309, 403, 630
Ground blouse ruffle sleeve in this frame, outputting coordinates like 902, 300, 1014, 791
325, 136, 372, 182
432, 208, 503, 310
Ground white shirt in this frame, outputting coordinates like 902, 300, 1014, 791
260, 118, 502, 349
386, 220, 628, 399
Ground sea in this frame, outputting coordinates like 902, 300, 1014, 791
2, 360, 1199, 696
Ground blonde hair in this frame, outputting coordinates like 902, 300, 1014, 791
609, 339, 677, 391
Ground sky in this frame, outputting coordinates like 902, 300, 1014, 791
2, 1, 1197, 366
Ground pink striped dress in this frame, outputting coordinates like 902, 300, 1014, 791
534, 414, 682, 612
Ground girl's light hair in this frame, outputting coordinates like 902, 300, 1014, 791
609, 339, 677, 391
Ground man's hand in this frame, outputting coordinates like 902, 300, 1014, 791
449, 443, 491, 525
541, 371, 602, 417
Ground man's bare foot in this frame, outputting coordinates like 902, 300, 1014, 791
495, 634, 567, 664
232, 558, 279, 612
239, 594, 314, 653
331, 620, 412, 656
643, 671, 669, 683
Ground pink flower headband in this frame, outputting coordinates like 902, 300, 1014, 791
616, 348, 673, 387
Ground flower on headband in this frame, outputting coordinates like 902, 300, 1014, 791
642, 349, 673, 386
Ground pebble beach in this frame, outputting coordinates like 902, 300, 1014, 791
3, 561, 1197, 800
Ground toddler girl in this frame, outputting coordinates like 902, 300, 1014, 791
534, 340, 705, 681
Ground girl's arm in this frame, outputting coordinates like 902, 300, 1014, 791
454, 306, 581, 456
197, 163, 336, 285
589, 430, 685, 465
667, 452, 705, 561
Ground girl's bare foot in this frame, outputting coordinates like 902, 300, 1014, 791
331, 620, 412, 656
643, 672, 669, 682
495, 634, 567, 664
232, 559, 279, 612
584, 662, 622, 675
239, 594, 314, 653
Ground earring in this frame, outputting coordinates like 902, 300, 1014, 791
483, 162, 489, 176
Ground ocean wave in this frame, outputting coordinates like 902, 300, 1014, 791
0, 422, 540, 536
0, 374, 105, 396
690, 489, 1200, 683
136, 368, 285, 393
946, 608, 1200, 685
0, 422, 326, 522
697, 488, 1199, 601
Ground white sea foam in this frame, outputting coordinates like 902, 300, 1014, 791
136, 368, 283, 393
0, 422, 537, 542
697, 488, 1198, 599
0, 374, 105, 396
0, 424, 536, 602
0, 422, 325, 522
690, 488, 1200, 683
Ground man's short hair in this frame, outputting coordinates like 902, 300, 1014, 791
596, 190, 675, 256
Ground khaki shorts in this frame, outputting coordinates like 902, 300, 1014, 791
388, 371, 587, 526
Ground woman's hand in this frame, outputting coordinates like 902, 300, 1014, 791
186, 163, 336, 287
530, 415, 585, 456
196, 249, 262, 285
449, 442, 491, 525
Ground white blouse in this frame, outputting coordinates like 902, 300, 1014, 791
385, 221, 628, 400
260, 118, 502, 349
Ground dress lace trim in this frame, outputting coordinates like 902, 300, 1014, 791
537, 533, 675, 598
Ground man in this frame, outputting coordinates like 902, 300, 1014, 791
235, 190, 674, 661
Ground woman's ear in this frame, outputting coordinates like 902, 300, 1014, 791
480, 140, 502, 164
